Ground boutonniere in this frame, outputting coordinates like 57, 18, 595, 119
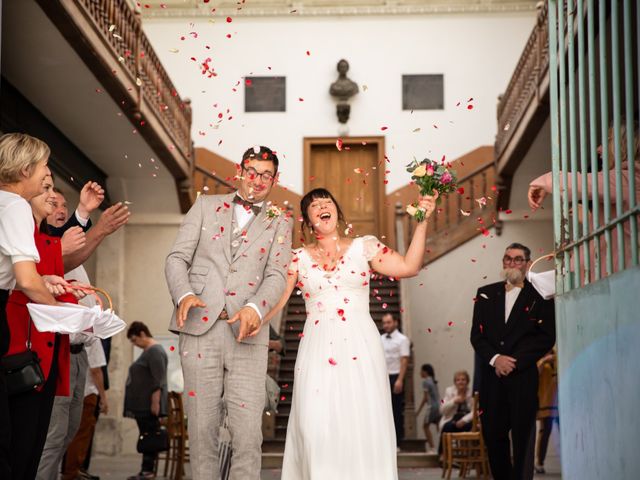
266, 203, 282, 219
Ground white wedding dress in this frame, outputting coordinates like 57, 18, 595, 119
281, 236, 398, 480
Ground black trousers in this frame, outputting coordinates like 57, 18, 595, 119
135, 415, 161, 473
389, 374, 404, 445
438, 418, 472, 455
536, 416, 559, 466
480, 367, 538, 480
8, 335, 60, 480
0, 291, 11, 479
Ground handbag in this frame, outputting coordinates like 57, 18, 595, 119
0, 315, 45, 396
136, 426, 169, 454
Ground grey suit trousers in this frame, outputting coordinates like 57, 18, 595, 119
180, 320, 268, 480
36, 349, 88, 480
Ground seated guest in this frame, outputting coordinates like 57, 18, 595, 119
438, 370, 473, 456
124, 322, 168, 480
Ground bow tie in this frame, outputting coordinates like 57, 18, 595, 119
505, 282, 524, 292
233, 195, 261, 215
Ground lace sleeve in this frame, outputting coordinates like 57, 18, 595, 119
362, 235, 385, 261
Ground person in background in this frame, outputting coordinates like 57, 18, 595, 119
415, 364, 441, 454
381, 312, 410, 449
124, 322, 168, 480
61, 336, 108, 480
0, 132, 61, 478
437, 370, 474, 457
535, 348, 559, 475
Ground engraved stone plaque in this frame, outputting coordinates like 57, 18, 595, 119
402, 74, 444, 110
245, 76, 286, 112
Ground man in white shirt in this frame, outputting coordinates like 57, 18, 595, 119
381, 313, 410, 447
470, 243, 555, 480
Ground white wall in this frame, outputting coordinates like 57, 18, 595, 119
143, 12, 536, 194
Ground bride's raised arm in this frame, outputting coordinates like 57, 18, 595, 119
369, 192, 437, 279
260, 251, 299, 327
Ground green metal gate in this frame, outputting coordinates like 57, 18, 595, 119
547, 1, 639, 478
548, 0, 638, 291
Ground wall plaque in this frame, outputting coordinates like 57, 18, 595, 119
245, 76, 286, 112
402, 74, 444, 110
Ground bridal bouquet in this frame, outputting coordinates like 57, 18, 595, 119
405, 158, 458, 222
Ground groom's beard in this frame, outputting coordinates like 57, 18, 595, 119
501, 267, 525, 286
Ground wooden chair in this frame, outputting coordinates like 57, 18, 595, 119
441, 392, 490, 479
156, 391, 190, 480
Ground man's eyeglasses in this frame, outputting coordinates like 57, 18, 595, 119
242, 166, 275, 183
502, 255, 529, 265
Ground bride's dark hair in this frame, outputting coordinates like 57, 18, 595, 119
300, 188, 347, 241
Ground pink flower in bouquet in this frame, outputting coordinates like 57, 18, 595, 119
426, 165, 435, 176
441, 171, 453, 184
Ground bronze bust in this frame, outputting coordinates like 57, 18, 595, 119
330, 59, 359, 123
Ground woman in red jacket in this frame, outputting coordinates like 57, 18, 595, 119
5, 175, 83, 480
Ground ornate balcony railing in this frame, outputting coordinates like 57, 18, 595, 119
76, 0, 193, 161
495, 3, 550, 163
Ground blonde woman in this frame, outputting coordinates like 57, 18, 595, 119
0, 133, 65, 478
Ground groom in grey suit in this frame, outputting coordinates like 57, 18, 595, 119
165, 146, 292, 480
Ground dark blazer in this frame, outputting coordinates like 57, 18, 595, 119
47, 212, 92, 238
470, 280, 555, 374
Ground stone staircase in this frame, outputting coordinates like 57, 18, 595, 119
262, 273, 439, 468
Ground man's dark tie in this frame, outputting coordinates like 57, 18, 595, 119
233, 195, 261, 215
386, 333, 392, 339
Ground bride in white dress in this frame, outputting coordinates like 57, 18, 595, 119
264, 187, 436, 480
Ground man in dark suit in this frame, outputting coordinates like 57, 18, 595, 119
470, 243, 555, 480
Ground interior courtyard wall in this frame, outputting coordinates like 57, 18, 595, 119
143, 11, 536, 194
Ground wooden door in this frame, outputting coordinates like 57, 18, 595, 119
304, 137, 386, 239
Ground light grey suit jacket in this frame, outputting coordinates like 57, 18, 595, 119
165, 192, 293, 345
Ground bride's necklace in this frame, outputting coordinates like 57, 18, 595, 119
310, 238, 343, 272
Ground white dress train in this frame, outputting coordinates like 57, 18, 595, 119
281, 236, 398, 480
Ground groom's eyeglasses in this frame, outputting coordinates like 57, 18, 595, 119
502, 255, 528, 265
242, 166, 275, 183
